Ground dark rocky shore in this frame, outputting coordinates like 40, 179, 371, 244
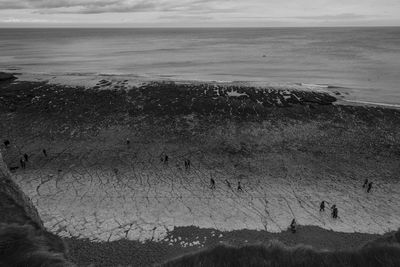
0, 79, 337, 120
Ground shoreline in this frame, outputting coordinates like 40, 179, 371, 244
1, 76, 400, 265
4, 71, 400, 110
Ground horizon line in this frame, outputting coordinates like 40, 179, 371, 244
1, 25, 400, 29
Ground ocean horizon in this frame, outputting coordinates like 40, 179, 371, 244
1, 27, 400, 104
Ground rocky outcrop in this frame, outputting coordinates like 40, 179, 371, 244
0, 72, 16, 81
0, 151, 75, 266
0, 151, 43, 228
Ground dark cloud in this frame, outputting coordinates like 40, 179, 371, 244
0, 0, 234, 14
0, 0, 28, 9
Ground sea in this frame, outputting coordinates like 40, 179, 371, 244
1, 27, 400, 105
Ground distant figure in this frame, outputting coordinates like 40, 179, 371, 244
164, 155, 169, 165
3, 140, 10, 148
331, 205, 338, 219
20, 158, 25, 169
367, 182, 373, 193
42, 149, 47, 157
210, 178, 216, 189
113, 168, 119, 175
237, 181, 243, 192
363, 178, 368, 188
187, 159, 191, 169
320, 201, 325, 212
290, 219, 297, 233
23, 153, 29, 162
126, 138, 130, 146
225, 179, 231, 188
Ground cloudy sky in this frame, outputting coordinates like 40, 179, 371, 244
0, 0, 399, 27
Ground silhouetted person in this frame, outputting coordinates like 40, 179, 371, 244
187, 159, 191, 169
126, 138, 130, 146
164, 155, 169, 165
210, 178, 216, 189
3, 140, 10, 148
43, 149, 47, 157
331, 205, 338, 219
320, 201, 325, 212
367, 182, 373, 193
333, 207, 338, 219
23, 153, 29, 162
237, 181, 243, 192
184, 160, 188, 170
363, 178, 368, 188
20, 158, 25, 169
113, 168, 119, 175
290, 219, 297, 233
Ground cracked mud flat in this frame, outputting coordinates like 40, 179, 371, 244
1, 78, 400, 265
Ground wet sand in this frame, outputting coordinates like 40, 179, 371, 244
1, 77, 400, 266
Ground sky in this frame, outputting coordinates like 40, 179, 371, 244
0, 0, 399, 27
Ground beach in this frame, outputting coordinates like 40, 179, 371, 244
1, 74, 399, 266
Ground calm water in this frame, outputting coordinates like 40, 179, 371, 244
1, 27, 400, 104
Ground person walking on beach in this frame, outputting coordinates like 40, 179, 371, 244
184, 159, 191, 170
237, 181, 243, 192
187, 159, 191, 169
20, 158, 25, 169
164, 155, 169, 165
23, 153, 29, 162
333, 207, 338, 219
210, 178, 216, 189
367, 182, 373, 193
320, 201, 326, 212
290, 219, 297, 233
42, 149, 47, 157
331, 205, 338, 219
363, 178, 368, 188
3, 140, 10, 148
126, 138, 130, 147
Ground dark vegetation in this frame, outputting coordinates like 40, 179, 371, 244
0, 153, 75, 267
0, 224, 75, 267
161, 229, 400, 267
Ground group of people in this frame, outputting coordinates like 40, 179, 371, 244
363, 179, 373, 193
161, 154, 169, 165
320, 201, 338, 218
290, 201, 339, 233
291, 179, 375, 234
210, 178, 243, 192
3, 140, 48, 171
